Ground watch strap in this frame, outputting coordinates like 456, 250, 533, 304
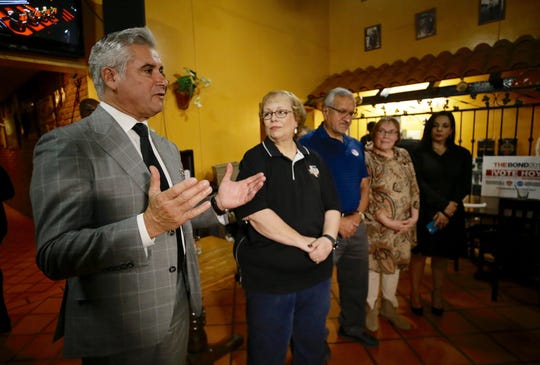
322, 234, 339, 249
211, 196, 228, 215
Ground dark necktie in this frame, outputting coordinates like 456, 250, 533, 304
132, 123, 185, 262
132, 123, 169, 192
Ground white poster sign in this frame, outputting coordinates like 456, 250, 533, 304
481, 156, 540, 199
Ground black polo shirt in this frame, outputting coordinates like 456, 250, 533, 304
234, 137, 341, 294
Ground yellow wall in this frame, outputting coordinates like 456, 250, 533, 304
144, 0, 329, 181
328, 0, 540, 72
3, 0, 539, 216
324, 0, 540, 156
87, 0, 540, 178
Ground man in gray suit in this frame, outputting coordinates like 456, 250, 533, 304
30, 27, 265, 364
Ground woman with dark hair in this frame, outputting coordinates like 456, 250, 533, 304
409, 111, 472, 316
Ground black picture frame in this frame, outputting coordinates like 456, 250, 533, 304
364, 24, 381, 51
479, 0, 505, 25
415, 8, 436, 40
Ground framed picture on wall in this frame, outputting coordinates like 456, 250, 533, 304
479, 0, 505, 24
364, 24, 381, 51
415, 8, 436, 39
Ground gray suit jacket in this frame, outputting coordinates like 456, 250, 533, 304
30, 106, 213, 357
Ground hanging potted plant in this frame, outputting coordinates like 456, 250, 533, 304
172, 68, 211, 110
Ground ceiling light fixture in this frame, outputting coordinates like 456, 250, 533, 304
357, 89, 380, 97
384, 82, 430, 95
456, 79, 468, 92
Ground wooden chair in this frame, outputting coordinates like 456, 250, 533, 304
470, 198, 540, 302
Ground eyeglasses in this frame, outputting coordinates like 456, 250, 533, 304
262, 109, 293, 120
375, 129, 399, 136
326, 105, 358, 118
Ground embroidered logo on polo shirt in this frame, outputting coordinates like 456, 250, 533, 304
351, 149, 360, 156
307, 165, 320, 177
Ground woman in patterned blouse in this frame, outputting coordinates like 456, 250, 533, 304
364, 117, 420, 332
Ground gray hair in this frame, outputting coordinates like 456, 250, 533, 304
259, 90, 307, 127
323, 87, 355, 107
88, 27, 157, 97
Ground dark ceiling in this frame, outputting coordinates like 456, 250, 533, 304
0, 51, 86, 104
0, 66, 40, 103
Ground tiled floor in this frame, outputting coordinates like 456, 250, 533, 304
1, 204, 539, 364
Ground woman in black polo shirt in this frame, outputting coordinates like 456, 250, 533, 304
234, 90, 341, 365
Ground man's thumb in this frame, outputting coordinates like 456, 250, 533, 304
148, 166, 162, 193
221, 162, 233, 183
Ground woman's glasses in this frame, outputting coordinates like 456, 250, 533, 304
262, 109, 293, 120
375, 129, 399, 136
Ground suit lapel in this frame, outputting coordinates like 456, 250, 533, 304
90, 107, 186, 195
89, 107, 150, 193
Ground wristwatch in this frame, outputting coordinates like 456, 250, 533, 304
356, 210, 365, 221
211, 196, 228, 215
322, 234, 339, 249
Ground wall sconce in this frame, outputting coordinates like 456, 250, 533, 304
54, 87, 65, 107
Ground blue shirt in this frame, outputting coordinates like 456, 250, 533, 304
299, 123, 369, 213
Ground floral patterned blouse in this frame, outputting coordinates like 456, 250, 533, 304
364, 145, 420, 274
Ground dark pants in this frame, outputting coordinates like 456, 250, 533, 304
245, 278, 331, 365
333, 223, 369, 334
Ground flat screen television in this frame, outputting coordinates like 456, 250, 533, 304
0, 0, 84, 58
